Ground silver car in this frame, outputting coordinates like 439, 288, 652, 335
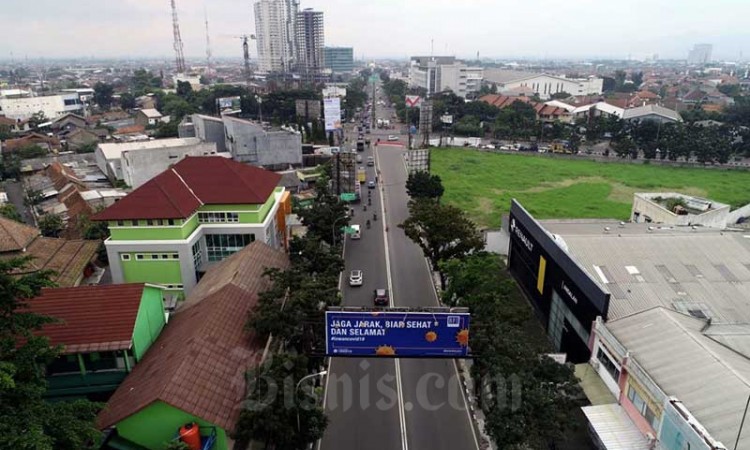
349, 270, 363, 286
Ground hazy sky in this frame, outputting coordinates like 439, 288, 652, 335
2, 0, 750, 61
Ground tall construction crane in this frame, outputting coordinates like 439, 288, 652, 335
227, 34, 255, 84
204, 9, 212, 79
171, 0, 186, 74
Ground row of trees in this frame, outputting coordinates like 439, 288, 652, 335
234, 170, 348, 449
400, 172, 585, 448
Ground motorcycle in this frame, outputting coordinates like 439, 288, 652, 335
373, 213, 377, 222
366, 220, 371, 229
363, 205, 367, 211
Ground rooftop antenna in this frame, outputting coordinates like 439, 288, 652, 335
430, 38, 434, 58
204, 8, 212, 79
171, 0, 187, 74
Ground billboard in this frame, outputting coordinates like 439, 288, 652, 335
324, 97, 342, 131
325, 311, 470, 357
405, 95, 421, 108
217, 96, 241, 111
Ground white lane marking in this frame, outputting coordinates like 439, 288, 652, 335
316, 236, 347, 450
401, 152, 480, 450
375, 144, 409, 450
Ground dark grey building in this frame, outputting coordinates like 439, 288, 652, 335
324, 47, 354, 73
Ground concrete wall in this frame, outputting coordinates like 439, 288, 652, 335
121, 142, 219, 189
0, 93, 83, 120
631, 193, 730, 228
727, 202, 750, 226
192, 114, 227, 152
223, 117, 302, 169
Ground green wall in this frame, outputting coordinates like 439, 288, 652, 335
122, 258, 183, 286
107, 188, 282, 242
116, 401, 228, 450
131, 286, 167, 361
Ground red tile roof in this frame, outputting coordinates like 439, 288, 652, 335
46, 161, 86, 192
93, 156, 282, 221
113, 125, 145, 136
27, 284, 146, 354
97, 242, 289, 431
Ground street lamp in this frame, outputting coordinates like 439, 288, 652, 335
296, 370, 328, 431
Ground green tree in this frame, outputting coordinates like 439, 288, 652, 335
0, 204, 23, 223
38, 214, 63, 238
441, 253, 584, 449
154, 120, 179, 138
131, 68, 162, 94
27, 111, 48, 130
119, 92, 136, 110
0, 257, 101, 449
176, 81, 193, 99
399, 199, 484, 289
296, 172, 350, 246
0, 124, 11, 141
93, 82, 114, 110
405, 171, 444, 200
611, 136, 637, 158
549, 91, 572, 100
233, 353, 328, 450
17, 144, 48, 160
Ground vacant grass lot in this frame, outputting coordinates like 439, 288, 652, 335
431, 149, 750, 228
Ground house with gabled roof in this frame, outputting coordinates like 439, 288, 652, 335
0, 216, 99, 287
26, 283, 166, 399
97, 241, 289, 450
93, 156, 289, 297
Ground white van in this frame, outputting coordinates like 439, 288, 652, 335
351, 224, 361, 239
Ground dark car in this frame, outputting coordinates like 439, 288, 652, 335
373, 288, 389, 306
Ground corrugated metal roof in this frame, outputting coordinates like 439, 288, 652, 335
606, 307, 750, 448
542, 220, 750, 324
582, 403, 652, 450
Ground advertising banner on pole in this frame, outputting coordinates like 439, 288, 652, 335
325, 311, 470, 357
405, 95, 422, 108
324, 97, 342, 131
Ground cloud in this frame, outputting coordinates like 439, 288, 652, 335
0, 0, 749, 60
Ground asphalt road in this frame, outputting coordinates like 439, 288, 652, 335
319, 85, 478, 450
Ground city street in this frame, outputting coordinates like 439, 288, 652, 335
319, 84, 478, 450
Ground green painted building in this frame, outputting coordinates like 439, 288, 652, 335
93, 156, 286, 298
98, 242, 290, 450
28, 284, 166, 400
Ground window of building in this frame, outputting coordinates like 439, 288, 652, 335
83, 351, 121, 372
596, 347, 620, 382
136, 254, 144, 260
198, 212, 240, 223
206, 233, 255, 261
192, 241, 202, 269
146, 219, 154, 226
168, 219, 175, 226
156, 219, 164, 226
151, 254, 159, 260
131, 220, 138, 227
46, 354, 80, 376
116, 220, 124, 227
627, 385, 659, 430
121, 254, 131, 261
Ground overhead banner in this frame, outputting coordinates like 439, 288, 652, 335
217, 96, 241, 110
440, 115, 453, 124
405, 95, 422, 108
324, 97, 342, 131
325, 311, 470, 357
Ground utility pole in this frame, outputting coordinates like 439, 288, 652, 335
171, 0, 187, 74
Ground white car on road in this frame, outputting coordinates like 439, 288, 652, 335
349, 270, 363, 286
387, 135, 399, 141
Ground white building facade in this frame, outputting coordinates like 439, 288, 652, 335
254, 0, 299, 73
485, 70, 603, 100
408, 56, 483, 98
0, 93, 83, 120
